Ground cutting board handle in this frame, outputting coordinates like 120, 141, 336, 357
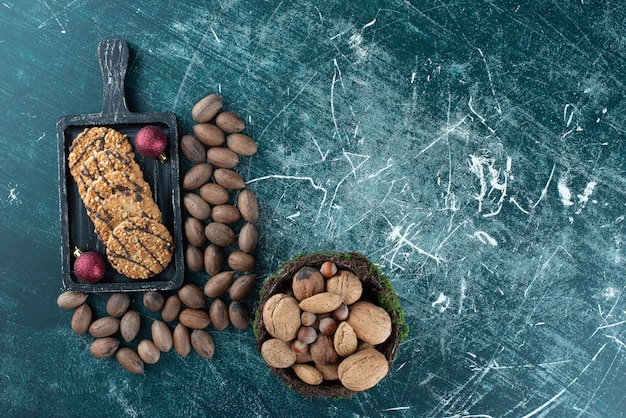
98, 39, 131, 117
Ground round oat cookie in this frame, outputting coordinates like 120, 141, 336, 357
68, 127, 133, 179
75, 149, 142, 199
85, 171, 162, 243
106, 216, 174, 280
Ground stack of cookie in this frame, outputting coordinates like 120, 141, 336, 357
67, 126, 174, 280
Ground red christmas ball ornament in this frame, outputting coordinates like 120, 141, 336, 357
136, 125, 168, 162
73, 248, 106, 284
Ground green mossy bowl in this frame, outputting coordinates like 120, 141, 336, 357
253, 252, 408, 398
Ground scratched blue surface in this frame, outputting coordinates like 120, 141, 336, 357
0, 0, 625, 416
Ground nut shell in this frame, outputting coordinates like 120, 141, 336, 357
226, 133, 258, 156
262, 293, 301, 342
116, 347, 144, 375
143, 291, 165, 312
261, 338, 296, 368
184, 217, 206, 247
215, 111, 245, 133
162, 295, 183, 322
326, 270, 363, 305
137, 339, 161, 364
183, 193, 212, 221
180, 134, 206, 163
178, 308, 211, 329
298, 292, 343, 314
191, 94, 223, 123
292, 267, 325, 301
90, 337, 120, 358
229, 274, 256, 301
194, 123, 225, 147
238, 222, 258, 253
207, 146, 239, 169
204, 271, 235, 298
333, 321, 358, 357
191, 329, 215, 359
203, 244, 223, 276
237, 189, 259, 223
292, 364, 323, 385
211, 204, 241, 224
120, 310, 141, 342
228, 251, 255, 272
228, 301, 250, 330
106, 293, 130, 318
213, 168, 245, 190
71, 303, 92, 334
57, 291, 88, 309
88, 316, 120, 338
199, 182, 230, 205
346, 301, 392, 345
205, 222, 236, 247
182, 163, 213, 190
173, 323, 191, 358
178, 283, 206, 309
209, 298, 229, 331
338, 348, 389, 392
151, 320, 173, 352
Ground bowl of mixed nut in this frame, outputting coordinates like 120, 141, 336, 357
254, 252, 408, 398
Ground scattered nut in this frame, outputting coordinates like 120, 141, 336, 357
120, 310, 141, 343
178, 308, 211, 330
228, 301, 250, 330
90, 337, 120, 358
151, 320, 173, 352
143, 291, 165, 312
57, 291, 88, 310
204, 271, 235, 298
106, 293, 131, 318
173, 323, 191, 358
116, 347, 144, 375
137, 339, 161, 364
209, 298, 229, 331
191, 329, 215, 359
161, 295, 183, 322
71, 303, 92, 334
178, 283, 206, 309
88, 316, 120, 338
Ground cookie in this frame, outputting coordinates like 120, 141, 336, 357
106, 216, 174, 279
75, 149, 142, 199
68, 127, 133, 180
85, 170, 162, 243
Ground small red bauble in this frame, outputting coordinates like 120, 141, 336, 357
135, 125, 167, 160
74, 250, 106, 283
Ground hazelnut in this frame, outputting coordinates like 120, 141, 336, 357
332, 303, 349, 321
291, 340, 309, 355
320, 261, 338, 278
298, 326, 318, 345
301, 311, 316, 327
319, 317, 338, 336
